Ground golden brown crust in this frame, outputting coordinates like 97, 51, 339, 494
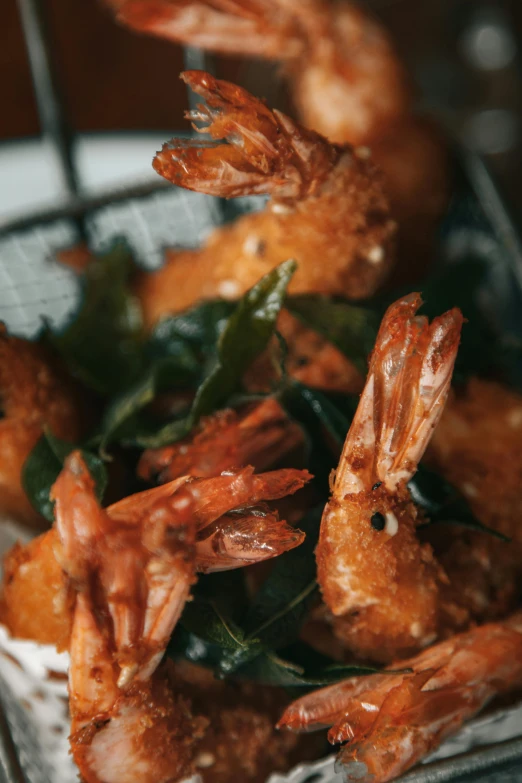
428, 379, 522, 633
170, 660, 325, 783
0, 327, 91, 527
0, 529, 72, 649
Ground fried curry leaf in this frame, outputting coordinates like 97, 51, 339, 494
282, 381, 354, 449
287, 295, 378, 373
280, 381, 355, 489
190, 259, 297, 422
242, 507, 323, 650
121, 261, 297, 449
148, 300, 236, 365
410, 463, 510, 541
49, 241, 145, 396
99, 358, 196, 453
22, 432, 107, 522
234, 652, 379, 687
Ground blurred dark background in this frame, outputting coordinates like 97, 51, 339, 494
1, 0, 521, 214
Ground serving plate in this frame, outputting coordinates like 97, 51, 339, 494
0, 147, 521, 783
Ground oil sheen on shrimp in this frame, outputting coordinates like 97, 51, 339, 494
316, 293, 463, 662
0, 464, 310, 646
278, 612, 522, 783
0, 326, 90, 527
106, 0, 448, 265
137, 70, 395, 325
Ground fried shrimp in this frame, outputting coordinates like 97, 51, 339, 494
316, 293, 463, 662
426, 378, 522, 633
137, 70, 395, 325
245, 309, 364, 395
106, 1, 448, 265
0, 326, 90, 527
0, 465, 309, 645
52, 451, 202, 783
138, 398, 304, 483
278, 612, 522, 783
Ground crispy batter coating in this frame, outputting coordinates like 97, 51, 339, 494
171, 660, 325, 783
0, 326, 90, 527
0, 529, 72, 649
137, 71, 395, 326
427, 378, 522, 633
106, 0, 448, 271
316, 295, 463, 662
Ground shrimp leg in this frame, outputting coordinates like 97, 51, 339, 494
50, 451, 204, 783
278, 612, 522, 783
316, 293, 463, 661
138, 398, 304, 483
1, 466, 310, 646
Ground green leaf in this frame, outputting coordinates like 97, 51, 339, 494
280, 381, 356, 490
282, 381, 355, 449
190, 260, 297, 422
410, 464, 510, 542
286, 295, 378, 373
148, 300, 236, 364
49, 241, 145, 395
234, 651, 379, 687
22, 432, 107, 522
126, 261, 297, 449
99, 358, 196, 453
242, 507, 322, 649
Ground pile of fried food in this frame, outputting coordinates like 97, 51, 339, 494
1, 2, 522, 783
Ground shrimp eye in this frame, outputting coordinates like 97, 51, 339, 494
371, 512, 386, 531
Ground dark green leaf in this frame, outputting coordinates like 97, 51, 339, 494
99, 358, 196, 453
49, 241, 145, 395
410, 463, 510, 542
190, 260, 297, 422
242, 507, 322, 649
287, 295, 378, 373
129, 261, 296, 449
280, 381, 355, 489
282, 382, 354, 449
22, 432, 107, 522
180, 571, 257, 655
234, 651, 379, 687
148, 300, 236, 363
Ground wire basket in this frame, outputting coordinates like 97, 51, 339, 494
2, 2, 522, 782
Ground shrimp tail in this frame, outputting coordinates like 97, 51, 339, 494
138, 398, 304, 483
153, 70, 343, 203
53, 451, 202, 783
334, 292, 463, 496
104, 0, 302, 59
278, 613, 522, 783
